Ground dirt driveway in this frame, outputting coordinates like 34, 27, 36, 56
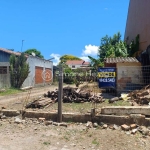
0, 85, 57, 104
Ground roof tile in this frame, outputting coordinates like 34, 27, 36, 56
104, 57, 139, 63
0, 48, 21, 56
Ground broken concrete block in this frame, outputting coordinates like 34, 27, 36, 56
140, 126, 149, 136
53, 122, 59, 126
86, 121, 93, 128
1, 115, 6, 119
44, 121, 53, 126
59, 122, 68, 127
93, 122, 98, 128
102, 124, 108, 129
0, 113, 3, 118
121, 124, 130, 131
113, 124, 119, 130
131, 129, 138, 134
14, 117, 22, 124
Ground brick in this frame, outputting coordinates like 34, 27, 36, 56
121, 124, 130, 131
38, 117, 45, 122
130, 124, 137, 129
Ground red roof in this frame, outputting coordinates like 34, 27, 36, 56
66, 60, 90, 65
0, 48, 21, 56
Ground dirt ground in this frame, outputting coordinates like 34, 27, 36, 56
0, 117, 150, 150
0, 84, 149, 150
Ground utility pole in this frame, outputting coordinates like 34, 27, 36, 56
21, 40, 24, 52
58, 66, 63, 122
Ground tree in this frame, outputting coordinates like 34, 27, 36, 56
127, 34, 140, 57
10, 53, 30, 88
24, 49, 44, 58
88, 56, 103, 69
59, 55, 81, 64
98, 32, 128, 63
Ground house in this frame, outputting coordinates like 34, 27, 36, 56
0, 48, 21, 88
125, 0, 150, 51
0, 48, 53, 88
65, 60, 90, 69
104, 57, 142, 93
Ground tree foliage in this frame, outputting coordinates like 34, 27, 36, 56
10, 53, 30, 88
24, 49, 44, 58
59, 55, 81, 64
98, 32, 128, 63
88, 56, 103, 69
127, 34, 140, 57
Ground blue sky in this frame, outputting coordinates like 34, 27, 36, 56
0, 0, 129, 65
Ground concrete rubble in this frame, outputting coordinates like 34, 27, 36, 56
1, 115, 150, 138
128, 84, 150, 105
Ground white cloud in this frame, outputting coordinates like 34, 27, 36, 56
79, 56, 90, 62
50, 53, 60, 66
82, 44, 99, 56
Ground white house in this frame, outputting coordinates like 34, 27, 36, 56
65, 60, 90, 69
0, 48, 53, 88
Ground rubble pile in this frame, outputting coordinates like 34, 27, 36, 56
1, 114, 150, 137
26, 86, 103, 108
128, 84, 150, 105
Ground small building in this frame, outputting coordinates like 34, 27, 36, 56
0, 48, 53, 88
65, 60, 90, 69
104, 57, 142, 93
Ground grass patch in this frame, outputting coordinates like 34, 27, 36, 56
92, 138, 99, 146
0, 88, 23, 96
63, 135, 70, 141
51, 99, 130, 113
43, 141, 51, 145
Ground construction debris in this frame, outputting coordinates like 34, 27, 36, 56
26, 98, 53, 109
128, 84, 150, 105
26, 86, 103, 109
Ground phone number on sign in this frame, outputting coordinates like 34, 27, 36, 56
99, 78, 115, 82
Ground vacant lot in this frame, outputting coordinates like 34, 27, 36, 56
1, 83, 149, 150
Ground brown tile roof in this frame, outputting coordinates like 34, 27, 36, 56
66, 60, 90, 65
104, 57, 140, 63
0, 48, 21, 56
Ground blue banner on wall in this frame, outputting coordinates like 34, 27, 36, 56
98, 67, 116, 88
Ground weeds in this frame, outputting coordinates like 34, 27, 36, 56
43, 141, 51, 145
0, 87, 23, 96
92, 138, 99, 146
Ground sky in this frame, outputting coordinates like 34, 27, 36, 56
0, 0, 130, 65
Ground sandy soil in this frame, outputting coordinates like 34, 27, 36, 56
0, 117, 150, 150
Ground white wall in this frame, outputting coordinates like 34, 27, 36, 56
22, 56, 53, 87
68, 64, 89, 69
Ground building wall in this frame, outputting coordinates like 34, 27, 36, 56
125, 0, 150, 51
116, 62, 142, 93
22, 56, 53, 87
0, 62, 10, 88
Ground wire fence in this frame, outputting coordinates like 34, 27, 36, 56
97, 65, 150, 95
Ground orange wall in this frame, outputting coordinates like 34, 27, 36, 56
125, 0, 150, 51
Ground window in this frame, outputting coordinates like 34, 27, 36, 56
72, 65, 75, 68
0, 66, 7, 74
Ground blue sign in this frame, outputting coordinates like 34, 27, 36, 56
98, 67, 116, 88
